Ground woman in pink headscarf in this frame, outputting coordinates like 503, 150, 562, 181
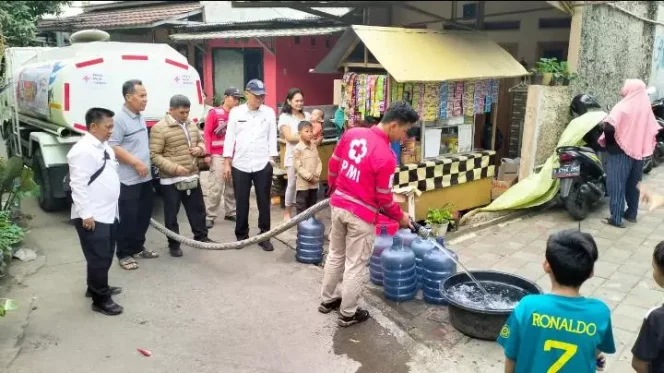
601, 79, 660, 228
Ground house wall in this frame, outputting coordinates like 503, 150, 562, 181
649, 2, 664, 100
203, 39, 278, 110
201, 35, 340, 112
572, 1, 657, 106
275, 35, 342, 109
390, 1, 571, 67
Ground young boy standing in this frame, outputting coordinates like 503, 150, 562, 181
497, 229, 616, 372
293, 121, 322, 215
631, 241, 664, 373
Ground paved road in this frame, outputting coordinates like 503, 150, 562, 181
0, 194, 473, 373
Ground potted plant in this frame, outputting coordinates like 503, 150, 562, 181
425, 204, 455, 238
534, 58, 560, 86
557, 62, 579, 86
529, 67, 543, 85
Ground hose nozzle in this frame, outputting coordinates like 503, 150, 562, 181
410, 220, 431, 239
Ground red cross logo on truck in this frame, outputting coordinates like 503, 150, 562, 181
83, 75, 90, 82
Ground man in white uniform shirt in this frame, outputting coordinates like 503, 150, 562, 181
67, 108, 123, 316
223, 79, 278, 251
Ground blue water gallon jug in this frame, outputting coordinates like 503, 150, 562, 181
370, 225, 394, 286
295, 217, 325, 265
381, 236, 417, 302
395, 228, 418, 249
411, 238, 436, 289
422, 237, 458, 305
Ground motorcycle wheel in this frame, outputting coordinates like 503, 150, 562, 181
565, 181, 589, 221
644, 158, 654, 174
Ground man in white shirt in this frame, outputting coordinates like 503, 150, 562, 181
223, 79, 278, 251
67, 108, 123, 316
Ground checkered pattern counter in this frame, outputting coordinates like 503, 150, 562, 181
393, 150, 496, 192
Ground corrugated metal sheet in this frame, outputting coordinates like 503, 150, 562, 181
170, 26, 348, 41
38, 2, 202, 31
196, 1, 352, 27
313, 25, 529, 82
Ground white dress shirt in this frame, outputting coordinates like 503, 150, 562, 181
223, 103, 278, 173
67, 133, 121, 224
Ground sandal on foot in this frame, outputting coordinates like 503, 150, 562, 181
133, 250, 159, 259
119, 257, 139, 270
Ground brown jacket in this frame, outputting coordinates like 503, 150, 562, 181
150, 115, 205, 179
294, 141, 322, 191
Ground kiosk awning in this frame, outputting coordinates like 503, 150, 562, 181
313, 25, 528, 82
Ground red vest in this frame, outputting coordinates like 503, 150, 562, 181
203, 107, 228, 155
328, 126, 403, 224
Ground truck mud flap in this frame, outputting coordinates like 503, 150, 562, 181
560, 178, 574, 198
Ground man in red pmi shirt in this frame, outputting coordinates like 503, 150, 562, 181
204, 87, 242, 228
319, 101, 419, 327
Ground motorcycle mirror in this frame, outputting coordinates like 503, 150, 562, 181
647, 86, 657, 95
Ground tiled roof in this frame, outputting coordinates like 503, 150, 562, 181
190, 1, 352, 28
39, 2, 202, 31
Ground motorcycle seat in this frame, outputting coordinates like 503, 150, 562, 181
579, 146, 596, 153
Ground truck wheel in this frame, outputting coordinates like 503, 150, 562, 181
33, 150, 67, 212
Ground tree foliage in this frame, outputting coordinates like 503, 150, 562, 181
0, 1, 71, 47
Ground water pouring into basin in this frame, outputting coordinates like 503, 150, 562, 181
410, 222, 491, 301
409, 221, 542, 340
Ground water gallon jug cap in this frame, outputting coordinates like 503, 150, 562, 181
392, 236, 404, 249
380, 225, 388, 235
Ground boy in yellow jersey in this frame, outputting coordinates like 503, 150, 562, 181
497, 230, 615, 372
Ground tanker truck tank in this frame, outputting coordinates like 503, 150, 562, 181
14, 36, 204, 134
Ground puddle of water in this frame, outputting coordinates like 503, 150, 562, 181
333, 318, 411, 373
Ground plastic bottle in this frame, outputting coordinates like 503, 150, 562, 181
422, 237, 458, 305
370, 225, 394, 286
295, 217, 325, 265
381, 236, 417, 302
411, 238, 436, 289
395, 228, 418, 249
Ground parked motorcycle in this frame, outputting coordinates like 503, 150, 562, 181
554, 94, 607, 220
641, 86, 661, 174
646, 97, 664, 171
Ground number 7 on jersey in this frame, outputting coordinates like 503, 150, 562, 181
544, 340, 578, 373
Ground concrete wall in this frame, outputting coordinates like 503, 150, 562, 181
649, 3, 664, 100
390, 1, 570, 66
573, 1, 657, 106
519, 85, 571, 179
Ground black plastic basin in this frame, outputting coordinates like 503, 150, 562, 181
441, 270, 542, 341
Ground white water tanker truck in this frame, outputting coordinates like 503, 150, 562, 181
0, 30, 204, 212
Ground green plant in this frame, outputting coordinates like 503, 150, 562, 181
0, 210, 25, 279
425, 204, 455, 226
0, 157, 39, 215
0, 298, 17, 317
534, 57, 561, 74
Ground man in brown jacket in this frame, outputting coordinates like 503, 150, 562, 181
150, 94, 215, 257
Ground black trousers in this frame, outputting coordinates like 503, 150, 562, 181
74, 219, 117, 304
162, 183, 208, 249
232, 163, 273, 240
117, 181, 153, 259
296, 189, 319, 215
